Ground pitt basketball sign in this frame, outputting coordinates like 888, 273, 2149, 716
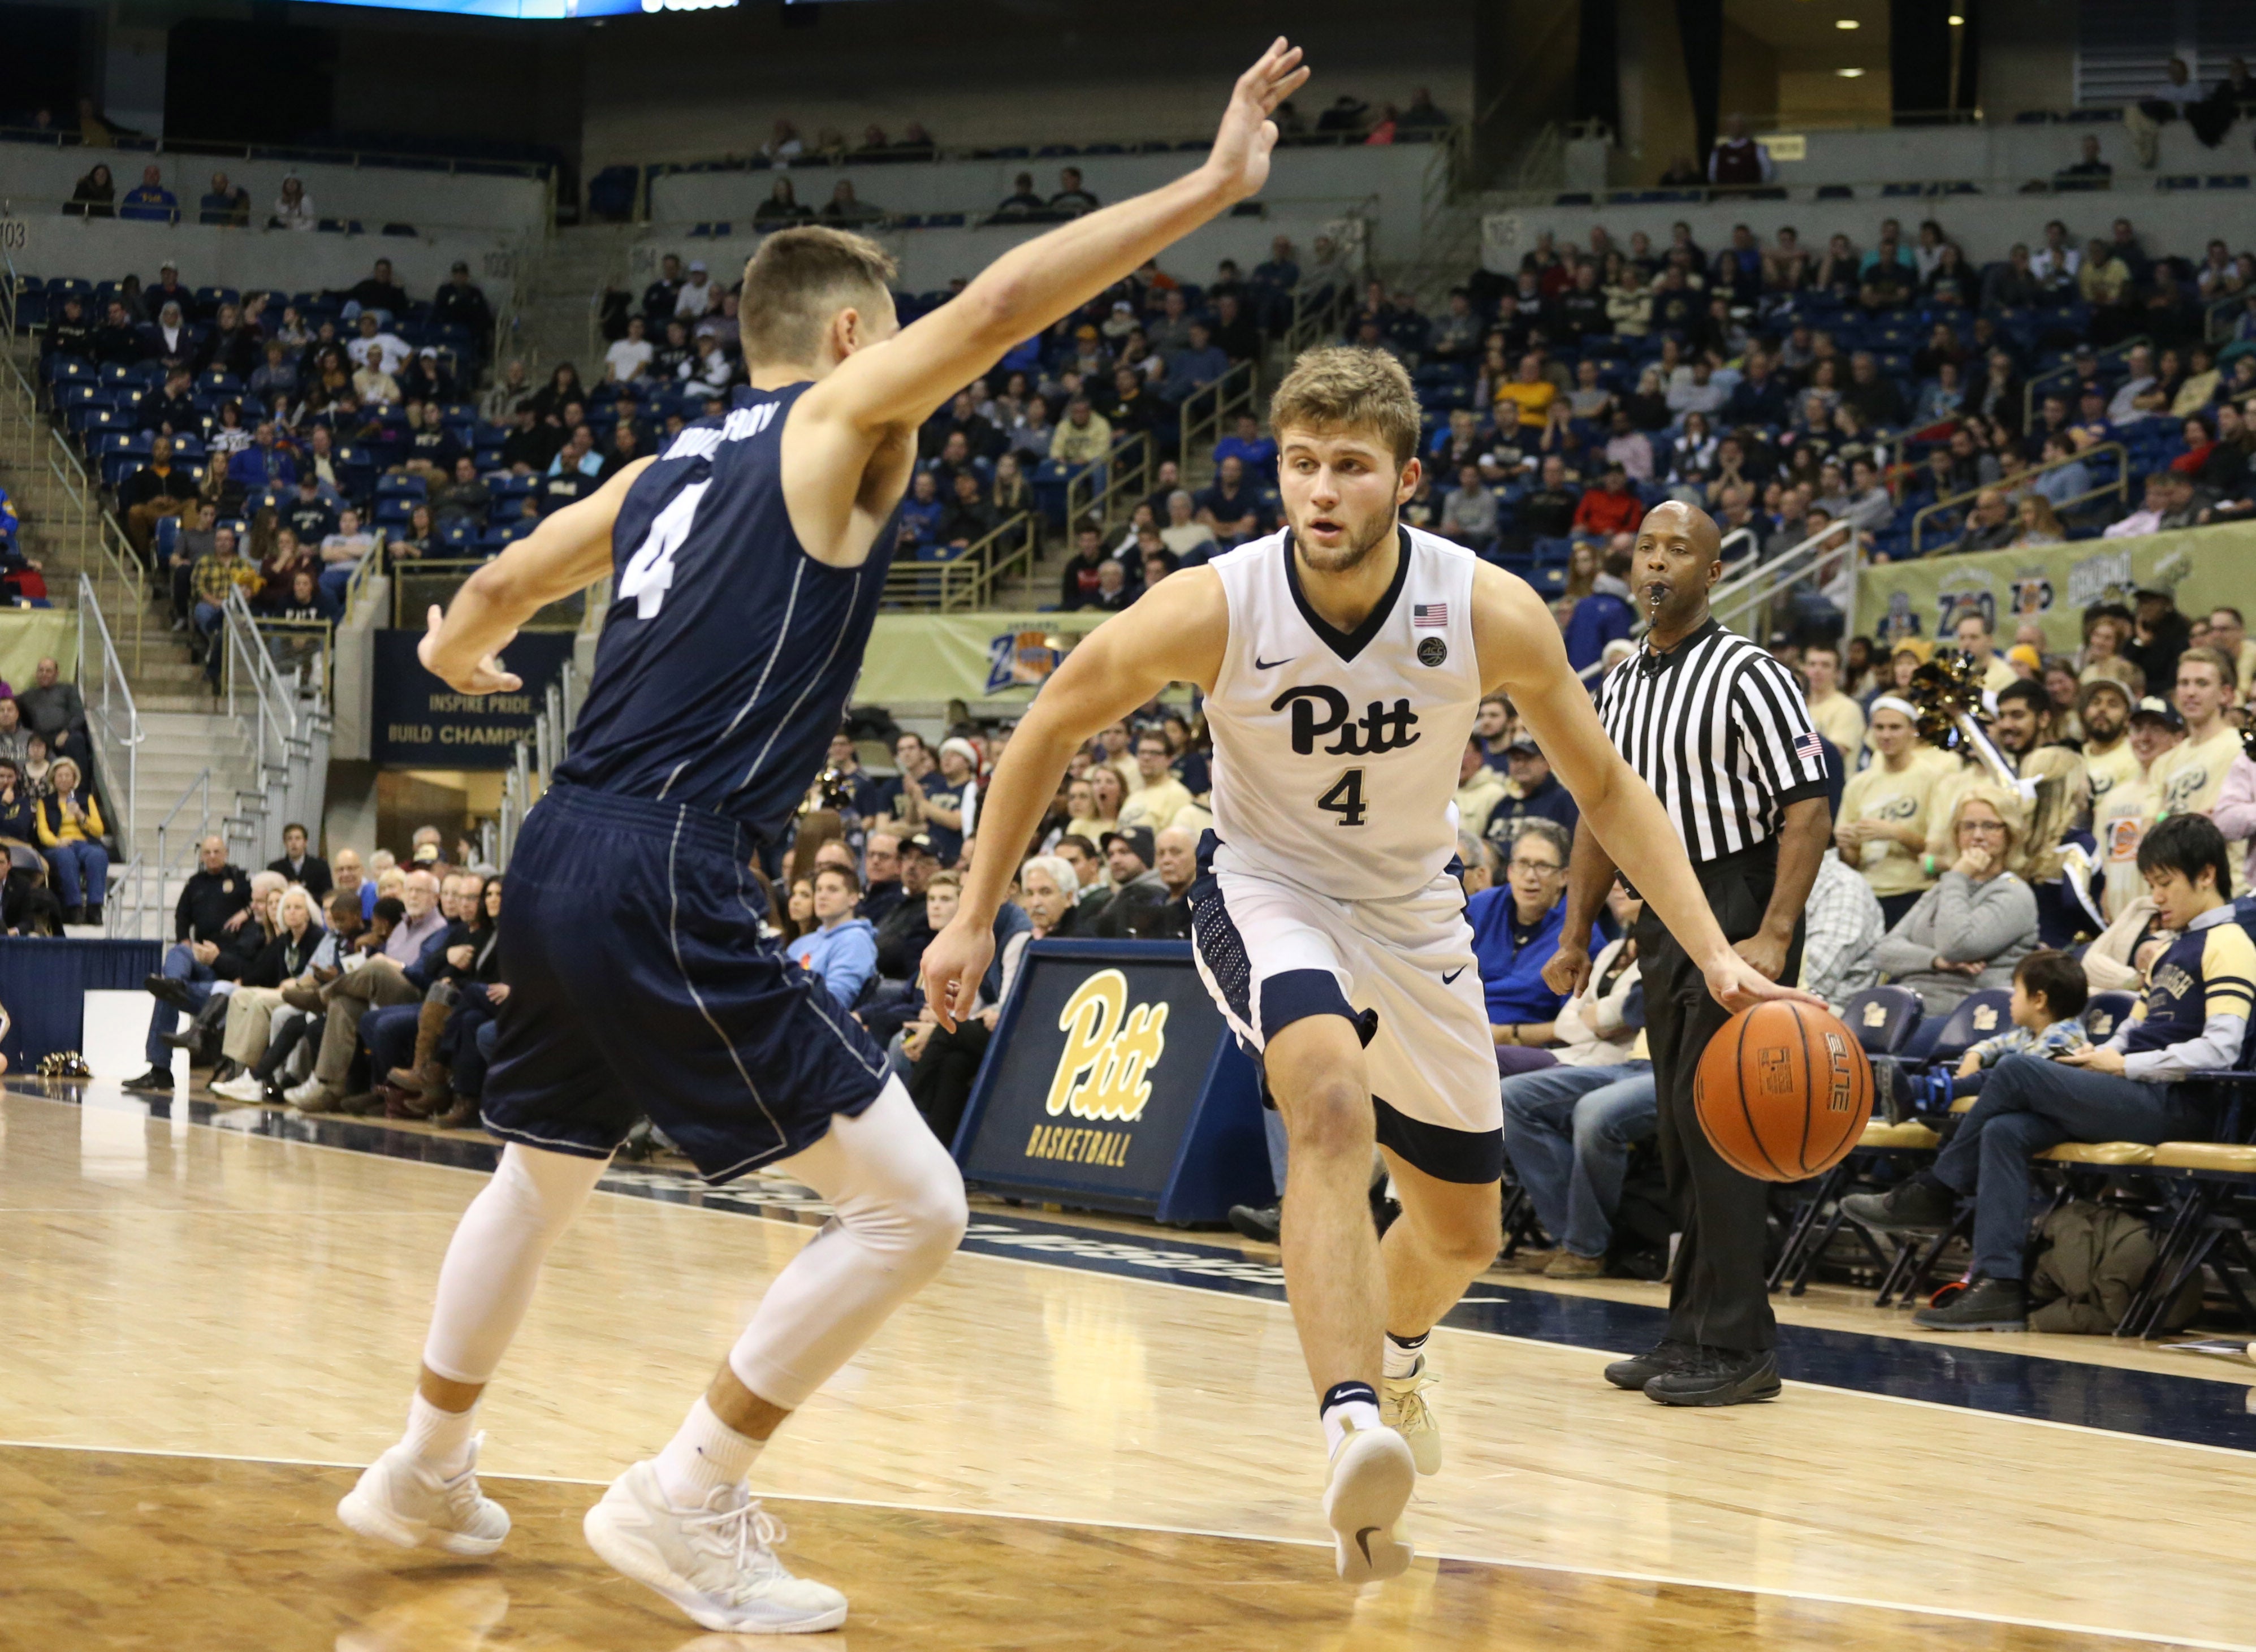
1039, 968, 1169, 1144
956, 940, 1271, 1221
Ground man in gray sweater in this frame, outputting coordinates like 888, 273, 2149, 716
1870, 788, 2039, 1015
18, 657, 88, 767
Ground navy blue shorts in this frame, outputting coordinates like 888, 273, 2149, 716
481, 783, 890, 1182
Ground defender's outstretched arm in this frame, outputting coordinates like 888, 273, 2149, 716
804, 40, 1308, 436
418, 458, 654, 695
1468, 561, 1820, 1014
919, 570, 1228, 1027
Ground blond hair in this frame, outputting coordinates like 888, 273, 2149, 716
1268, 345, 1421, 466
2179, 643, 2238, 690
1948, 782, 2026, 863
738, 226, 899, 367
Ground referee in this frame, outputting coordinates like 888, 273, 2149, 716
1544, 503, 1832, 1407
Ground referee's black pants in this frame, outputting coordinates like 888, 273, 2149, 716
1631, 844, 1803, 1355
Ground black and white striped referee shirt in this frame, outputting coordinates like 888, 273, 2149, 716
1594, 617, 1832, 864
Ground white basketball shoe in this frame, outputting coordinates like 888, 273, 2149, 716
1380, 1353, 1443, 1475
1322, 1421, 1415, 1584
582, 1460, 848, 1634
338, 1434, 511, 1556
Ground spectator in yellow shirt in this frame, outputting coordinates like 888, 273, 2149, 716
1048, 396, 1114, 467
2148, 649, 2242, 856
1800, 641, 1866, 764
1836, 697, 1940, 927
34, 755, 108, 922
1493, 351, 1558, 432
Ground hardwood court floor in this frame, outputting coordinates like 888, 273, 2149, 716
1, 1087, 2249, 1650
0, 1447, 2183, 1652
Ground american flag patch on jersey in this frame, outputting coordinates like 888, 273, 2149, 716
1412, 603, 1448, 628
1792, 731, 1827, 767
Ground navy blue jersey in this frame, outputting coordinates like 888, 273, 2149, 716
555, 382, 901, 844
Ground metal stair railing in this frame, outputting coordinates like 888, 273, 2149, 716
1176, 358, 1260, 473
2022, 335, 2148, 434
1065, 431, 1153, 531
114, 767, 211, 942
1708, 516, 1861, 644
218, 585, 332, 870
496, 657, 581, 869
2, 261, 148, 672
881, 512, 1040, 611
1908, 440, 2130, 556
74, 571, 144, 854
73, 572, 145, 932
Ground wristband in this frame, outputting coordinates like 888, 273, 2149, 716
1922, 854, 1938, 876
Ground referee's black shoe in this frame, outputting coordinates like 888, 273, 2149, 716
1645, 1346, 1781, 1407
1603, 1339, 1698, 1390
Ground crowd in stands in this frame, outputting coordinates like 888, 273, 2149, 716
1239, 207, 2256, 669
28, 253, 507, 664
668, 87, 1451, 183
62, 163, 340, 231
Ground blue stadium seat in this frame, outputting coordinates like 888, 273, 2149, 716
1841, 987, 1925, 1056
2082, 991, 2137, 1043
1924, 991, 2015, 1067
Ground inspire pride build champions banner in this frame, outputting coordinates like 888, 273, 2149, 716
371, 630, 575, 767
1855, 523, 2256, 655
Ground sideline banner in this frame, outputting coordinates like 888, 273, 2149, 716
953, 939, 1271, 1223
0, 609, 77, 693
857, 611, 1114, 705
1855, 523, 2256, 657
371, 629, 574, 767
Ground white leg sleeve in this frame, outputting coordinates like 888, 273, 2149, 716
727, 1077, 969, 1411
420, 1143, 610, 1386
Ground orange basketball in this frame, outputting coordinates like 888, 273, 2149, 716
1693, 1000, 1873, 1182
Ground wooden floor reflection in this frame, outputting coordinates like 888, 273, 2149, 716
0, 1446, 2185, 1652
4, 1089, 2253, 1650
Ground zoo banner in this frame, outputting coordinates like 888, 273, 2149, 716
954, 940, 1271, 1222
1855, 522, 2256, 657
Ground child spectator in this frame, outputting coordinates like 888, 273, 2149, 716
1846, 816, 2247, 1330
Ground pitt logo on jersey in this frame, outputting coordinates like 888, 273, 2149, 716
1045, 970, 1169, 1123
1272, 686, 1423, 757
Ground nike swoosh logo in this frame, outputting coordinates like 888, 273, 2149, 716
1255, 654, 1294, 670
1442, 967, 1466, 985
1355, 1526, 1380, 1565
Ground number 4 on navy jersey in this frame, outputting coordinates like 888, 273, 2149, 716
617, 479, 711, 619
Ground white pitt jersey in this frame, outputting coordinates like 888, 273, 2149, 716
1204, 525, 1483, 902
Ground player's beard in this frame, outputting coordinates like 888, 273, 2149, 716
1293, 503, 1397, 575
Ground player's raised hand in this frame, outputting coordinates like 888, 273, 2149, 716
418, 603, 523, 695
1704, 951, 1827, 1016
1204, 38, 1309, 202
919, 915, 997, 1035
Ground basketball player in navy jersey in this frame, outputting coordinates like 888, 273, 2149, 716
334, 42, 1310, 1633
923, 347, 1813, 1583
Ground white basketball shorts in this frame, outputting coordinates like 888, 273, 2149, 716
1187, 844, 1503, 1183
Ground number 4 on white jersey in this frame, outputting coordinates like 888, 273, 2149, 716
617, 479, 710, 619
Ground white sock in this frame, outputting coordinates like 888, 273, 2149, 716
1319, 1381, 1382, 1458
404, 1391, 478, 1479
1382, 1330, 1429, 1380
654, 1396, 765, 1510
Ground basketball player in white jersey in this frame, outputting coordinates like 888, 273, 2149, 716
923, 347, 1811, 1582
331, 43, 1311, 1634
